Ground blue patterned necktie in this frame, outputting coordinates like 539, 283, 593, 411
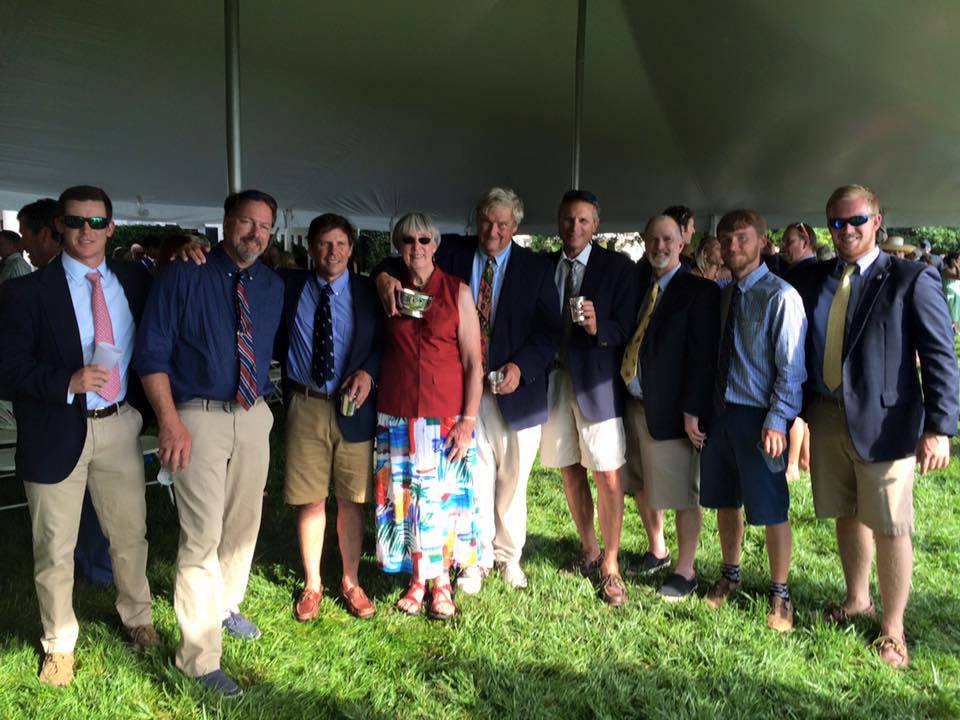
312, 284, 335, 387
235, 274, 257, 410
713, 285, 741, 416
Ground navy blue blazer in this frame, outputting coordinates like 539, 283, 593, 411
0, 255, 153, 484
791, 253, 959, 461
274, 269, 382, 442
377, 237, 561, 430
549, 243, 640, 423
633, 266, 720, 440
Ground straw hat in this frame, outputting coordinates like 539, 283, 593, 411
881, 235, 917, 254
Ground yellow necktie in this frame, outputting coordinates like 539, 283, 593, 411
823, 263, 856, 391
620, 281, 660, 385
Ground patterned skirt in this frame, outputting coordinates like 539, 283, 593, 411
374, 413, 479, 579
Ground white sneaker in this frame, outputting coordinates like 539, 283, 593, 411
496, 561, 528, 590
455, 565, 488, 595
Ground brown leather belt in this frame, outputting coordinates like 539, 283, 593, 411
87, 402, 122, 419
288, 381, 336, 401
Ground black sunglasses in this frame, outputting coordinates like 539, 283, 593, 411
62, 215, 110, 230
401, 235, 432, 245
827, 215, 873, 230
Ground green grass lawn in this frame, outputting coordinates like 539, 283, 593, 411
0, 408, 958, 719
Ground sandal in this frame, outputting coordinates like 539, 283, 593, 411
395, 580, 426, 616
873, 634, 909, 669
427, 579, 457, 621
823, 601, 877, 627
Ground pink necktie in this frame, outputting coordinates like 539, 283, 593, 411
86, 271, 121, 402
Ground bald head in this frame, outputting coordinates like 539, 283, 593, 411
644, 215, 684, 276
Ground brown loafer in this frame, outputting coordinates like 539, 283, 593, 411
598, 572, 627, 607
294, 587, 322, 622
766, 596, 794, 632
874, 634, 909, 669
823, 601, 877, 627
705, 576, 741, 609
39, 652, 74, 687
123, 623, 160, 651
340, 584, 375, 620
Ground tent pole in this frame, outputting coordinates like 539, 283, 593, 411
225, 0, 242, 193
571, 0, 587, 190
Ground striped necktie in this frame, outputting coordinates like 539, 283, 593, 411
620, 280, 660, 385
85, 271, 121, 402
823, 263, 857, 391
235, 274, 257, 410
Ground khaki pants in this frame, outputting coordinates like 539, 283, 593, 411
24, 404, 151, 654
172, 399, 273, 677
475, 390, 541, 566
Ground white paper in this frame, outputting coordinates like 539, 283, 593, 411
92, 342, 123, 370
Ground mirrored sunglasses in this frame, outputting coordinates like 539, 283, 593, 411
827, 215, 872, 230
62, 215, 109, 230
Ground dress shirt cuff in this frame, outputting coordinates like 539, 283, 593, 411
132, 359, 174, 379
763, 412, 788, 434
66, 390, 74, 405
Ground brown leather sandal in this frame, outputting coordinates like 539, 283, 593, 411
396, 580, 425, 616
823, 601, 877, 627
873, 634, 909, 669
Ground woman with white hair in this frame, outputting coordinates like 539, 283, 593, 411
374, 212, 483, 620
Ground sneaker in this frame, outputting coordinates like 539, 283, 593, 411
198, 669, 243, 698
627, 551, 671, 577
222, 612, 261, 640
659, 573, 697, 602
766, 595, 794, 632
560, 550, 604, 578
704, 576, 741, 609
39, 652, 74, 687
123, 623, 160, 651
494, 561, 528, 590
455, 565, 489, 595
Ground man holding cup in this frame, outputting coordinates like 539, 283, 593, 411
373, 188, 561, 592
274, 213, 383, 620
540, 189, 640, 606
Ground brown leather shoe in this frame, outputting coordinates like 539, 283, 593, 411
705, 576, 741, 609
340, 584, 375, 620
39, 652, 74, 687
123, 623, 160, 651
598, 572, 627, 607
294, 587, 322, 622
766, 596, 794, 632
874, 634, 909, 669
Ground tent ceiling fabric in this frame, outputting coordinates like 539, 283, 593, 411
1, 0, 959, 232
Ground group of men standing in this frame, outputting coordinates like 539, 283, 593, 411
0, 180, 954, 700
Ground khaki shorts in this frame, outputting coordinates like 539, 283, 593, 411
807, 397, 915, 536
621, 398, 699, 510
284, 393, 374, 505
539, 369, 625, 472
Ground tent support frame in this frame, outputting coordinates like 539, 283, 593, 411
571, 0, 587, 190
225, 0, 242, 193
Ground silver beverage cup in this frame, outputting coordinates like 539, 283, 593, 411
569, 295, 587, 323
487, 370, 504, 394
398, 288, 433, 318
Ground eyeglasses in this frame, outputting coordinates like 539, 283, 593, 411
401, 235, 432, 245
827, 215, 873, 230
62, 215, 110, 230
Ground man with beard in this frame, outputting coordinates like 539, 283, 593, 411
699, 209, 806, 632
134, 190, 284, 697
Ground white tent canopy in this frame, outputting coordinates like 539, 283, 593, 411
2, 0, 959, 233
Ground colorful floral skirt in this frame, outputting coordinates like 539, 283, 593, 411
374, 413, 478, 579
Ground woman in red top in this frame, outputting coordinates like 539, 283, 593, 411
374, 212, 483, 620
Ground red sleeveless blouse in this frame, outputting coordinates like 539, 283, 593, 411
377, 267, 464, 418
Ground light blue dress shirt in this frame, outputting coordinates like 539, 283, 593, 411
287, 270, 355, 394
470, 241, 512, 324
62, 253, 135, 409
626, 262, 683, 399
722, 262, 807, 433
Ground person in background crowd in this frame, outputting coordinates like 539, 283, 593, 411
792, 184, 959, 669
541, 190, 639, 606
880, 236, 916, 259
663, 205, 697, 269
374, 212, 482, 621
699, 209, 807, 633
692, 235, 732, 287
941, 252, 960, 332
620, 215, 719, 600
0, 185, 158, 687
781, 222, 818, 271
0, 230, 32, 285
134, 189, 284, 698
17, 198, 62, 269
917, 239, 943, 270
112, 246, 133, 261
274, 213, 382, 622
